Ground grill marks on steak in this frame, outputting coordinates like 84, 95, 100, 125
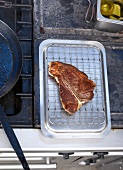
49, 61, 96, 114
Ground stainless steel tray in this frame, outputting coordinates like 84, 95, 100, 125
95, 0, 123, 33
39, 39, 111, 138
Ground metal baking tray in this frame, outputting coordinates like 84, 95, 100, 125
39, 39, 111, 138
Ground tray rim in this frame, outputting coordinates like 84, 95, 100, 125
39, 39, 111, 138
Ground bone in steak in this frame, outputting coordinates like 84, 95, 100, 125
49, 61, 96, 114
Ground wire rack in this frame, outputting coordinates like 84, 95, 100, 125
44, 43, 106, 132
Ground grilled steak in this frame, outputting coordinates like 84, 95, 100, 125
49, 61, 96, 114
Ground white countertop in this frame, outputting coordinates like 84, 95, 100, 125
0, 128, 122, 152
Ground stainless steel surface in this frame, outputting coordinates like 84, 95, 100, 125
39, 39, 111, 138
0, 148, 122, 169
0, 128, 123, 151
0, 149, 122, 170
95, 0, 123, 32
0, 164, 57, 169
97, 157, 123, 170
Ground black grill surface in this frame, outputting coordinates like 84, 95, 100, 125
0, 0, 33, 127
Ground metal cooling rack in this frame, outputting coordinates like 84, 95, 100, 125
39, 39, 111, 138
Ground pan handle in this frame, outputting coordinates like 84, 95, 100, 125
85, 0, 96, 23
0, 106, 30, 170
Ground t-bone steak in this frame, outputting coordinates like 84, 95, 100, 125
49, 61, 96, 114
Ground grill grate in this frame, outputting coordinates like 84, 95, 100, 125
0, 0, 33, 127
44, 44, 106, 131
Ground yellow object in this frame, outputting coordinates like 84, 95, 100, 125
113, 0, 123, 17
119, 17, 123, 20
109, 16, 120, 20
112, 4, 121, 17
101, 0, 114, 16
109, 4, 121, 20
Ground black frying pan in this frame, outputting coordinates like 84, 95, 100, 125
0, 20, 30, 170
